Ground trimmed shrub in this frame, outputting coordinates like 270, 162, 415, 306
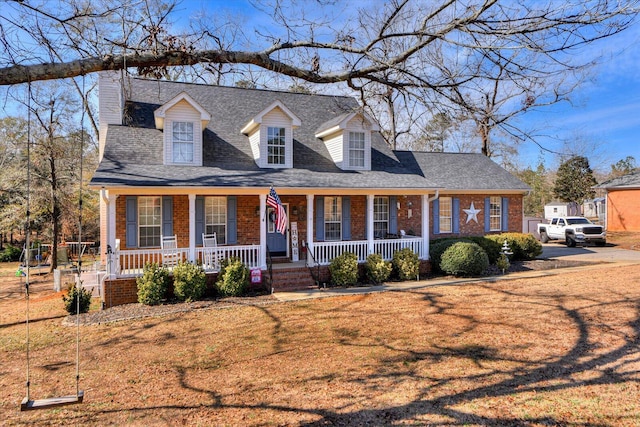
216, 257, 249, 297
430, 239, 463, 273
172, 261, 207, 302
0, 245, 22, 262
486, 233, 542, 261
392, 247, 420, 281
136, 262, 169, 305
440, 242, 489, 277
496, 253, 511, 273
431, 237, 502, 268
364, 253, 392, 284
329, 252, 358, 287
62, 281, 92, 314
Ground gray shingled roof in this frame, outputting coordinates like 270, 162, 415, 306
395, 151, 530, 191
90, 77, 528, 193
595, 171, 640, 189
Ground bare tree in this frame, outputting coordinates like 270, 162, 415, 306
0, 0, 637, 158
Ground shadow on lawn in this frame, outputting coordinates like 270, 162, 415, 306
33, 285, 639, 426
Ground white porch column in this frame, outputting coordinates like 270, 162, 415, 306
259, 193, 267, 270
306, 194, 314, 266
100, 189, 117, 278
422, 194, 430, 260
367, 194, 374, 255
188, 194, 196, 262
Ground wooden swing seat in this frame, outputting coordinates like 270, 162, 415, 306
21, 390, 84, 411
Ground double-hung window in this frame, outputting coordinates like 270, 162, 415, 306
324, 197, 342, 241
439, 197, 452, 233
138, 196, 162, 247
348, 132, 365, 168
205, 196, 227, 244
373, 196, 389, 238
172, 121, 194, 163
489, 196, 502, 231
267, 127, 286, 165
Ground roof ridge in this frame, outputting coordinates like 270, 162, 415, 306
128, 76, 355, 100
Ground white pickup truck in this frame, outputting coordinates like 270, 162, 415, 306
537, 217, 606, 247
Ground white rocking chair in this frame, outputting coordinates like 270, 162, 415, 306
161, 235, 180, 267
202, 233, 221, 270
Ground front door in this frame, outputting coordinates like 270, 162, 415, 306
266, 204, 288, 257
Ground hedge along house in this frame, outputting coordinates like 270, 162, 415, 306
90, 72, 529, 306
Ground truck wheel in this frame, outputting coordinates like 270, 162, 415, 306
565, 235, 576, 247
540, 231, 549, 243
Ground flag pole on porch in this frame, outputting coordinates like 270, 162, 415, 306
266, 186, 288, 235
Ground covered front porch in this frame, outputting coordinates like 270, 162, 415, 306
100, 189, 435, 280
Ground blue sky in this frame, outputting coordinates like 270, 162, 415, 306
519, 23, 640, 172
172, 0, 640, 172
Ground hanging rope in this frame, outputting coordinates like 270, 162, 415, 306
74, 73, 85, 398
24, 79, 32, 403
21, 76, 85, 411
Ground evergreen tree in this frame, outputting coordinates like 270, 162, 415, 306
553, 156, 596, 206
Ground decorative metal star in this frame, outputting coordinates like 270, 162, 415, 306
464, 202, 481, 224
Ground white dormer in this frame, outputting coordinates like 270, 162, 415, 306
241, 100, 301, 169
315, 111, 379, 171
154, 92, 211, 166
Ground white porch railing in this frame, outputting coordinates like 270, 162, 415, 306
374, 237, 423, 261
115, 245, 261, 277
311, 237, 423, 265
196, 245, 261, 272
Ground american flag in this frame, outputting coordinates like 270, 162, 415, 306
266, 186, 288, 235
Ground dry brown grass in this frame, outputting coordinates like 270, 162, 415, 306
1, 237, 640, 426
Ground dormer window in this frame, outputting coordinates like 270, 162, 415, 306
348, 132, 365, 168
315, 111, 379, 171
241, 100, 301, 169
172, 122, 194, 163
154, 91, 210, 167
267, 127, 286, 165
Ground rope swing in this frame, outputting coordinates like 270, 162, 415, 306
21, 77, 85, 411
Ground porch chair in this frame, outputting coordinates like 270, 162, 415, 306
161, 234, 180, 267
202, 233, 221, 270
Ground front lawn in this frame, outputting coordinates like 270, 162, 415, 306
1, 261, 639, 425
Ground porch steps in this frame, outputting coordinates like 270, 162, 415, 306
269, 266, 318, 292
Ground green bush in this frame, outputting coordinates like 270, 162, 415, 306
431, 237, 502, 268
216, 257, 249, 297
136, 262, 169, 305
440, 242, 489, 277
329, 252, 358, 287
392, 247, 420, 281
0, 245, 22, 262
364, 253, 392, 284
496, 253, 511, 273
173, 261, 207, 302
62, 281, 92, 314
486, 233, 542, 261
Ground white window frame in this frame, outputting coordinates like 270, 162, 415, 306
324, 196, 342, 241
267, 126, 286, 165
172, 121, 194, 163
205, 196, 227, 244
373, 196, 389, 238
138, 196, 162, 248
439, 197, 452, 233
490, 196, 502, 231
348, 131, 365, 168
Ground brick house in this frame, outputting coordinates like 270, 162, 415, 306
90, 72, 529, 306
596, 171, 640, 232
